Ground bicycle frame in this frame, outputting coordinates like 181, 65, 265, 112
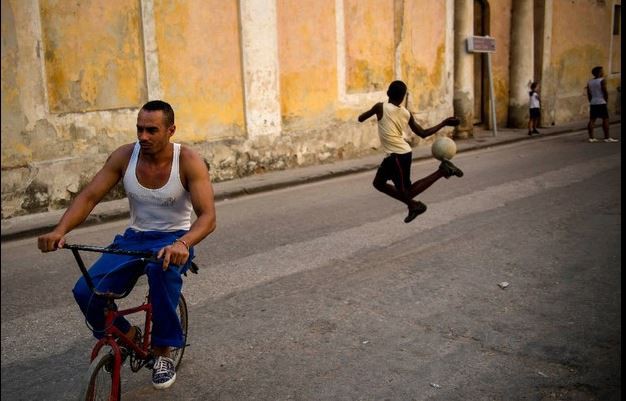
64, 244, 157, 400
91, 298, 153, 360
65, 243, 195, 400
90, 299, 153, 398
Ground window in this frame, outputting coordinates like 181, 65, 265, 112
614, 5, 621, 35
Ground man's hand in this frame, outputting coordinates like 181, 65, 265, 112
157, 241, 190, 270
37, 231, 66, 252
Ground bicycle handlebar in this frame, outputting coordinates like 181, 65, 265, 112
62, 244, 157, 258
62, 244, 199, 298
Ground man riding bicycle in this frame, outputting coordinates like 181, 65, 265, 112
37, 100, 216, 389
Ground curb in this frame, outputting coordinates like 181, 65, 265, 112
2, 120, 619, 242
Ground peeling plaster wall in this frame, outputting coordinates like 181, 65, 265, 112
277, 0, 338, 125
154, 0, 246, 141
40, 0, 147, 112
1, 0, 620, 219
401, 1, 448, 112
542, 0, 621, 125
490, 0, 513, 126
344, 0, 394, 93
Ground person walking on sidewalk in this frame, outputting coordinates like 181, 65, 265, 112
37, 100, 217, 390
586, 66, 618, 143
528, 82, 541, 135
358, 80, 463, 224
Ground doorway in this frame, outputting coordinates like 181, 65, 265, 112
473, 0, 490, 127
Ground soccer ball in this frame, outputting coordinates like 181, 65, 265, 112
431, 137, 457, 161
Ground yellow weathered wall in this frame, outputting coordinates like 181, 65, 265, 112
1, 0, 29, 168
1, 0, 620, 219
401, 0, 448, 111
344, 0, 394, 93
489, 0, 513, 125
547, 0, 619, 122
40, 0, 147, 113
277, 0, 338, 125
154, 0, 245, 142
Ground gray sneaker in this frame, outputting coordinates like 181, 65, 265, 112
439, 160, 464, 178
152, 356, 176, 389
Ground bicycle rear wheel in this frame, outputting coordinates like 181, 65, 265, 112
170, 294, 188, 370
77, 352, 120, 401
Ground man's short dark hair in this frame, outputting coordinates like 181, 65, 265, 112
387, 80, 408, 102
141, 100, 175, 127
591, 66, 603, 77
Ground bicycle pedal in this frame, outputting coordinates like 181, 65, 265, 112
144, 357, 155, 370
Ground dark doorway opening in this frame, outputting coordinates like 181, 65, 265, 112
473, 0, 490, 127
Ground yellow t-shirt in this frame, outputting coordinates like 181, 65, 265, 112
377, 102, 412, 155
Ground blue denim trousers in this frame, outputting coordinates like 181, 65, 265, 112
72, 228, 194, 348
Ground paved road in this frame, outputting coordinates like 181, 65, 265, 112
1, 126, 621, 400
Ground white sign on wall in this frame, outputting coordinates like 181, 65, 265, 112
467, 36, 496, 53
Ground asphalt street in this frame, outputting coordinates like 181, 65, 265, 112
1, 124, 621, 401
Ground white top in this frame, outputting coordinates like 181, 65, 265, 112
123, 142, 192, 232
529, 91, 540, 109
377, 102, 412, 155
587, 78, 607, 105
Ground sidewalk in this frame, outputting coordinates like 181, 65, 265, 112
1, 118, 619, 242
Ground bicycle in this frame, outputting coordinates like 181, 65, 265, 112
63, 244, 198, 401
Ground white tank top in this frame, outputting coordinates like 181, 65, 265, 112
529, 91, 540, 109
378, 102, 412, 155
123, 142, 192, 232
588, 78, 607, 105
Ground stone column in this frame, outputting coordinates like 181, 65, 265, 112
453, 0, 474, 139
239, 0, 282, 138
539, 0, 555, 126
140, 0, 163, 101
508, 0, 534, 128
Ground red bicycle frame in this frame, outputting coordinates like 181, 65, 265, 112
90, 300, 154, 395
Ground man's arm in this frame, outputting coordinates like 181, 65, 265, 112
601, 79, 609, 102
157, 147, 216, 269
358, 102, 383, 122
37, 145, 132, 252
408, 115, 460, 139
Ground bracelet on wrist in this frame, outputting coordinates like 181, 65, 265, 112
174, 238, 190, 250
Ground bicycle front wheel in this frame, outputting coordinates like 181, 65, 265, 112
77, 352, 120, 401
170, 294, 188, 370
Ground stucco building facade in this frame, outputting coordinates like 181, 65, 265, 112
1, 0, 621, 218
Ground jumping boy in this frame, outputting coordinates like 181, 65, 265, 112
358, 80, 463, 223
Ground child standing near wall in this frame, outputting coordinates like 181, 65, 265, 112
528, 82, 541, 135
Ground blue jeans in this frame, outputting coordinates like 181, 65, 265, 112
72, 228, 194, 348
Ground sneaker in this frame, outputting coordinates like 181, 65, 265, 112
588, 138, 599, 143
604, 137, 618, 143
152, 356, 176, 389
404, 201, 427, 223
439, 159, 464, 179
532, 129, 540, 134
